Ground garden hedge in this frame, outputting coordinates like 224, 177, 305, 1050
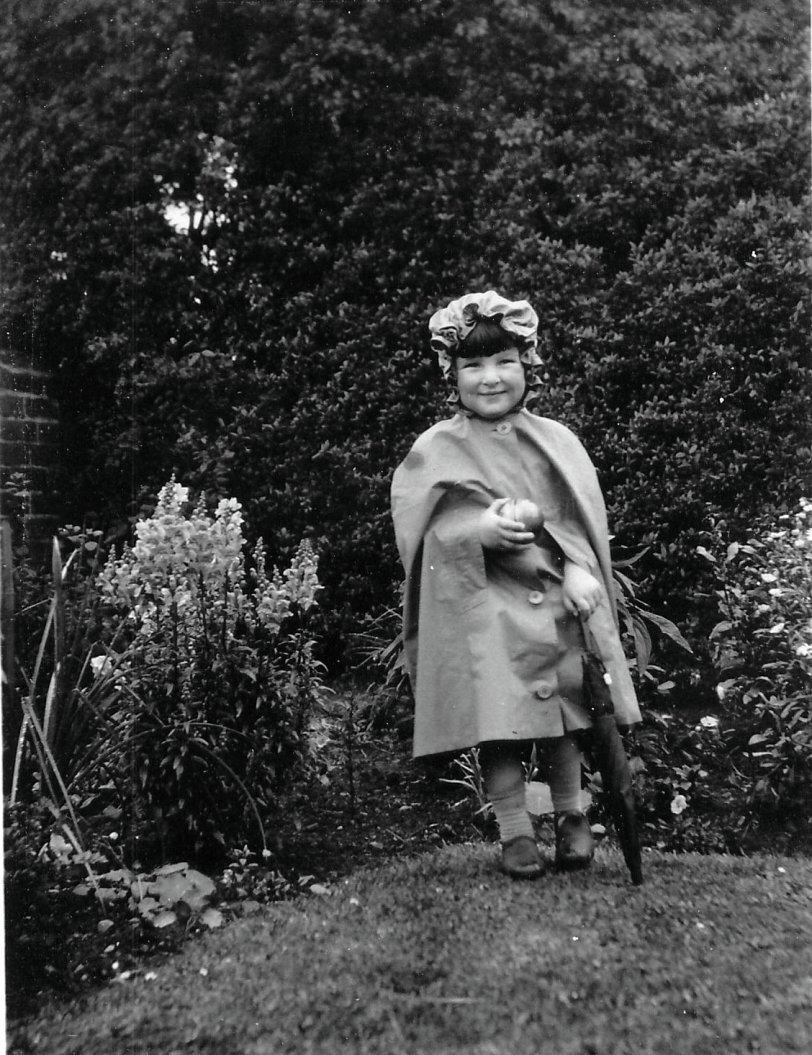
2, 0, 809, 661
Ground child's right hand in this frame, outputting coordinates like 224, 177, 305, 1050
478, 499, 536, 550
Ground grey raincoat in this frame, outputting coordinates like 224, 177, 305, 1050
391, 409, 641, 758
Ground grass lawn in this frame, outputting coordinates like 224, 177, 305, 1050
12, 842, 812, 1055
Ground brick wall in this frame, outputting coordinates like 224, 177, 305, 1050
0, 352, 61, 545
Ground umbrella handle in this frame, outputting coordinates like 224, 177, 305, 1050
578, 613, 601, 657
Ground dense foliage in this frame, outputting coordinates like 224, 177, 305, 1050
706, 500, 812, 818
93, 479, 323, 857
1, 0, 808, 658
9, 480, 324, 860
627, 498, 812, 853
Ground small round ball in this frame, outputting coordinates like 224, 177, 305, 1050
512, 499, 543, 531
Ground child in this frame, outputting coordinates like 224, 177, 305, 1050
390, 290, 641, 878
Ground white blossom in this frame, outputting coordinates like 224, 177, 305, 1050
95, 478, 321, 695
670, 794, 688, 815
90, 655, 113, 678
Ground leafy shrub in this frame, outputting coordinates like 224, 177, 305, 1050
217, 844, 296, 906
92, 478, 324, 859
702, 499, 812, 823
1, 0, 808, 659
8, 527, 122, 832
627, 710, 747, 854
3, 799, 241, 1018
624, 499, 812, 854
3, 800, 181, 1017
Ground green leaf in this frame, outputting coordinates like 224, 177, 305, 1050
641, 612, 693, 653
152, 910, 178, 929
631, 614, 653, 676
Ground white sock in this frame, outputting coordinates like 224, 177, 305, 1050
482, 750, 535, 843
488, 782, 535, 843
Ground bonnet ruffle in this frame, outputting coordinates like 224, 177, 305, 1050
428, 290, 542, 379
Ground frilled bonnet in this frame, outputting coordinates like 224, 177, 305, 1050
428, 290, 542, 379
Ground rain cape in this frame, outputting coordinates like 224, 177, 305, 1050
391, 409, 641, 758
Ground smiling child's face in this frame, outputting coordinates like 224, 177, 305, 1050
454, 346, 526, 419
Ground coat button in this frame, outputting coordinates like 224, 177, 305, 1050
535, 681, 554, 699
527, 590, 544, 606
495, 421, 512, 435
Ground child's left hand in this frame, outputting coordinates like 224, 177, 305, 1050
562, 562, 603, 618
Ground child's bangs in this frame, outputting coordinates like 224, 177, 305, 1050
456, 318, 522, 359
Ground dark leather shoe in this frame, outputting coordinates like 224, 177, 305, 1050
501, 835, 545, 879
555, 812, 594, 870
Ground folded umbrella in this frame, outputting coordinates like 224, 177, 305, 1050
578, 622, 644, 886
